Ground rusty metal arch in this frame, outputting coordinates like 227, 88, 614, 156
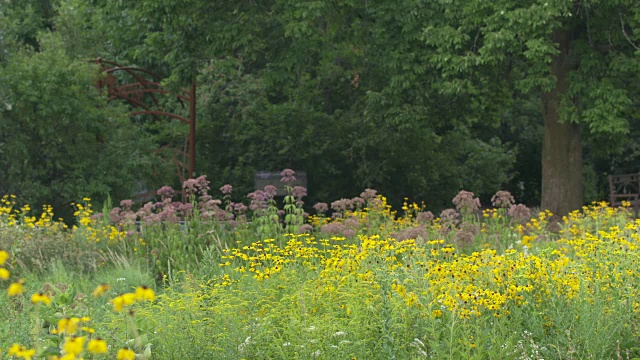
93, 58, 196, 188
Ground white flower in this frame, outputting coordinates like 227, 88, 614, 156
311, 350, 322, 357
283, 342, 291, 347
238, 336, 252, 353
410, 338, 428, 358
306, 326, 316, 332
333, 331, 346, 336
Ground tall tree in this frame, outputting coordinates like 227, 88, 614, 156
0, 33, 164, 219
422, 0, 640, 215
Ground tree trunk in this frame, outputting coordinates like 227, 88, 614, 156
541, 28, 583, 216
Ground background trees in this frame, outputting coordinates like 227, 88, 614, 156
0, 35, 163, 220
0, 1, 167, 219
419, 0, 640, 214
1, 0, 639, 216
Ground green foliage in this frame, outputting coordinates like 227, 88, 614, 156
3, 0, 640, 218
0, 228, 102, 276
0, 0, 55, 50
132, 222, 210, 281
417, 0, 640, 208
0, 34, 163, 219
283, 192, 305, 234
188, 0, 519, 209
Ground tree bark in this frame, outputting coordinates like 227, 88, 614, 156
541, 28, 583, 216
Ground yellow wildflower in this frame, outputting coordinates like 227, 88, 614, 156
8, 344, 20, 355
87, 338, 108, 354
111, 293, 136, 312
8, 279, 24, 296
0, 267, 9, 280
0, 250, 8, 265
8, 344, 35, 360
116, 348, 136, 360
30, 292, 51, 305
92, 283, 110, 297
63, 336, 85, 356
135, 286, 155, 302
57, 318, 80, 335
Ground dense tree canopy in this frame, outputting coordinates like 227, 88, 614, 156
1, 0, 639, 216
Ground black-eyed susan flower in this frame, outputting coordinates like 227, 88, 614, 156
7, 343, 35, 360
0, 267, 9, 280
7, 344, 19, 355
63, 336, 85, 357
116, 347, 136, 360
30, 292, 51, 305
135, 286, 155, 302
57, 317, 80, 335
7, 279, 24, 296
92, 283, 109, 297
111, 293, 136, 312
87, 338, 108, 354
0, 250, 8, 265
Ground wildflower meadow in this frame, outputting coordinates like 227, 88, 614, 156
2, 170, 640, 359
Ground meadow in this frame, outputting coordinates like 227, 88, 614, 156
1, 170, 640, 359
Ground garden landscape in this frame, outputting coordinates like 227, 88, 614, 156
3, 175, 640, 359
2, 1, 640, 359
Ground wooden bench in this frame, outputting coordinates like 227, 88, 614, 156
608, 173, 640, 216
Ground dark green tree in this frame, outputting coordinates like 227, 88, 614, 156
86, 0, 517, 209
421, 0, 640, 214
0, 33, 163, 219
